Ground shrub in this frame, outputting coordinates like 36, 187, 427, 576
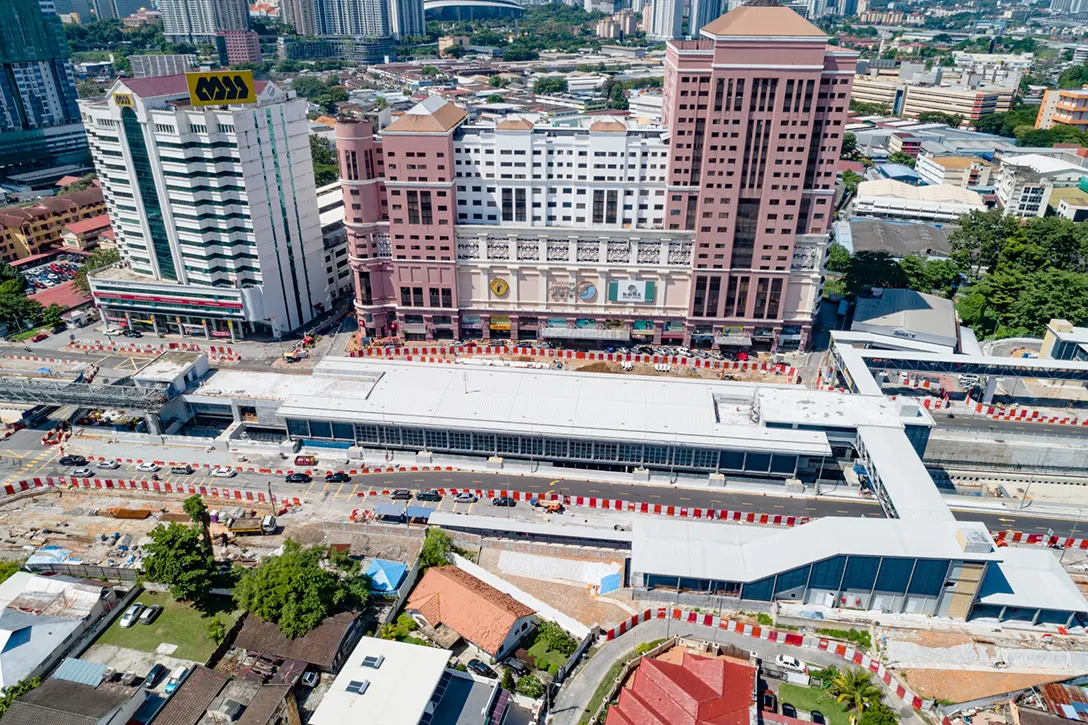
517, 673, 544, 698
537, 621, 578, 656
817, 627, 872, 650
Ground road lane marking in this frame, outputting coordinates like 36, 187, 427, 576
548, 480, 559, 487
588, 489, 600, 493
320, 481, 329, 495
773, 505, 785, 509
679, 497, 691, 501
711, 499, 722, 504
806, 507, 818, 511
305, 479, 316, 495
467, 500, 475, 515
836, 510, 851, 514
350, 484, 358, 499
649, 494, 661, 498
334, 483, 344, 499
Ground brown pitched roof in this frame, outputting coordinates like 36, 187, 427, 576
233, 612, 359, 669
590, 118, 627, 133
148, 666, 227, 725
1, 680, 133, 725
406, 566, 534, 656
235, 685, 292, 725
701, 4, 825, 37
384, 96, 467, 134
497, 118, 534, 131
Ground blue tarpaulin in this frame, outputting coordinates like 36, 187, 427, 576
373, 504, 406, 518
599, 573, 621, 595
366, 558, 407, 593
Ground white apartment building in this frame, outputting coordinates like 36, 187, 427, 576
80, 75, 329, 340
129, 54, 198, 79
451, 115, 671, 231
915, 154, 996, 188
314, 0, 391, 38
160, 0, 248, 42
996, 153, 1088, 219
317, 181, 353, 300
646, 0, 683, 40
951, 51, 1033, 88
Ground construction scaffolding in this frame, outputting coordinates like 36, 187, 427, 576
0, 377, 170, 411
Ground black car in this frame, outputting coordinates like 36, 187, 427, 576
811, 712, 826, 725
782, 704, 798, 719
51, 323, 67, 334
59, 455, 87, 466
492, 496, 516, 507
285, 472, 312, 483
467, 659, 497, 679
122, 329, 143, 338
144, 663, 167, 688
415, 489, 442, 502
325, 472, 351, 483
503, 658, 528, 676
390, 489, 412, 500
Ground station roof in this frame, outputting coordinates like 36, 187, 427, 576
978, 548, 1088, 613
856, 426, 953, 521
852, 290, 958, 344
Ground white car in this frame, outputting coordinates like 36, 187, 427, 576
775, 654, 807, 674
120, 603, 144, 628
103, 327, 123, 336
71, 468, 94, 477
211, 467, 236, 478
97, 459, 121, 469
454, 492, 478, 503
135, 462, 160, 473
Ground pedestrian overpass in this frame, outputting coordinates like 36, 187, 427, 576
0, 375, 170, 413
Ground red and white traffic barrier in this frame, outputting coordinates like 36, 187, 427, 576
66, 340, 240, 360
3, 354, 86, 365
994, 529, 1088, 550
0, 476, 301, 508
601, 607, 947, 717
968, 403, 1086, 426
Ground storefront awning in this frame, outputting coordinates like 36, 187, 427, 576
542, 327, 630, 341
715, 334, 752, 347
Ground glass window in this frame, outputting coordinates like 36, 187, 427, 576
618, 444, 642, 463
692, 449, 717, 469
908, 559, 948, 596
287, 419, 309, 437
306, 420, 329, 438
571, 440, 593, 459
644, 446, 669, 465
679, 578, 711, 593
775, 565, 811, 594
595, 442, 617, 461
332, 422, 354, 440
426, 430, 447, 450
674, 448, 694, 467
354, 424, 379, 443
771, 454, 796, 474
876, 558, 915, 593
473, 433, 495, 453
522, 437, 543, 456
746, 453, 771, 472
448, 432, 472, 450
497, 435, 519, 454
382, 426, 402, 446
721, 451, 745, 470
402, 428, 425, 448
809, 556, 845, 589
545, 438, 568, 458
743, 576, 775, 601
842, 556, 879, 591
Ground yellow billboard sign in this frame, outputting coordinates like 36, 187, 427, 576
113, 93, 133, 107
185, 70, 256, 107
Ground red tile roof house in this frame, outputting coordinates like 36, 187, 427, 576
605, 650, 757, 725
406, 565, 536, 662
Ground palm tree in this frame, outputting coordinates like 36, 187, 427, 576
830, 668, 882, 713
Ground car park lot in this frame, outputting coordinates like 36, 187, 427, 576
93, 591, 240, 663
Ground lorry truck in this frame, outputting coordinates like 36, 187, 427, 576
227, 515, 277, 536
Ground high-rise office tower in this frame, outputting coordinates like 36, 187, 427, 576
646, 0, 683, 39
161, 0, 249, 44
687, 0, 723, 35
0, 0, 87, 174
280, 0, 318, 36
315, 0, 391, 37
80, 75, 329, 339
391, 0, 425, 39
663, 0, 855, 349
336, 1, 851, 350
86, 0, 152, 20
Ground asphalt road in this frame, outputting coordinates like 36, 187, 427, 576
934, 414, 1088, 438
10, 444, 1084, 537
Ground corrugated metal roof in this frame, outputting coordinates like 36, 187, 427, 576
53, 657, 107, 687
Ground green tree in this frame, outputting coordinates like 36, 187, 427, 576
42, 304, 66, 328
915, 111, 964, 127
444, 44, 466, 58
420, 528, 453, 568
948, 208, 1020, 279
0, 678, 40, 720
56, 173, 97, 196
827, 243, 851, 273
502, 668, 516, 691
142, 522, 217, 603
843, 251, 909, 294
291, 75, 328, 99
489, 75, 508, 88
849, 99, 890, 115
277, 59, 302, 73
841, 169, 862, 196
607, 83, 628, 110
207, 616, 227, 644
533, 76, 568, 94
859, 702, 899, 725
830, 668, 882, 712
420, 65, 439, 77
310, 136, 340, 187
516, 673, 544, 697
486, 93, 504, 103
0, 296, 41, 332
887, 151, 916, 168
503, 46, 539, 62
183, 494, 208, 523
74, 248, 120, 293
536, 620, 578, 655
0, 562, 21, 585
1059, 64, 1088, 89
327, 546, 358, 573
840, 132, 857, 158
233, 539, 368, 638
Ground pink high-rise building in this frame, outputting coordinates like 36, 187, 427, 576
337, 2, 855, 349
216, 30, 261, 65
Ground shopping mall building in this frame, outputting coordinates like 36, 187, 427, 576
336, 3, 855, 351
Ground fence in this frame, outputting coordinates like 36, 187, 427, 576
556, 630, 597, 685
25, 562, 140, 582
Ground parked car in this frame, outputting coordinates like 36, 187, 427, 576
390, 489, 412, 500
454, 492, 477, 503
144, 663, 167, 688
163, 666, 189, 695
103, 327, 123, 336
285, 472, 311, 483
211, 467, 236, 478
811, 712, 826, 725
71, 468, 93, 477
139, 604, 163, 625
122, 329, 143, 338
30, 332, 48, 342
760, 691, 777, 713
782, 704, 798, 718
467, 659, 497, 679
170, 465, 193, 475
59, 455, 87, 466
492, 496, 516, 507
120, 603, 144, 628
135, 462, 160, 473
503, 658, 528, 676
775, 655, 807, 674
51, 323, 67, 334
97, 459, 120, 470
415, 489, 442, 502
294, 455, 317, 466
301, 671, 320, 687
325, 472, 351, 483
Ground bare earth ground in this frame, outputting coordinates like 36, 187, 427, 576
899, 669, 1063, 703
